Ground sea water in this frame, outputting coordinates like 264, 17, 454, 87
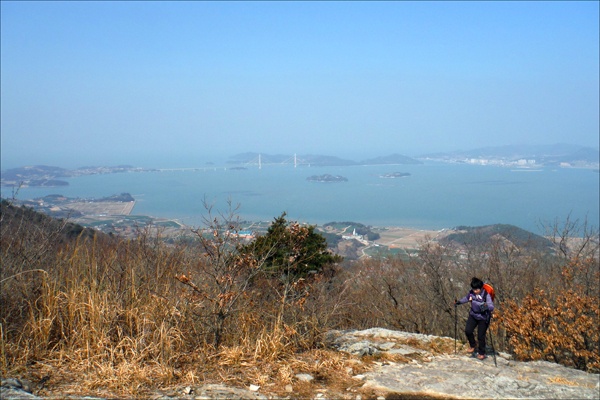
4, 162, 599, 235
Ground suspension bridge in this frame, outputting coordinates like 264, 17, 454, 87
243, 154, 312, 169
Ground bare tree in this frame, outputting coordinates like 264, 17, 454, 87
175, 198, 268, 347
542, 215, 599, 261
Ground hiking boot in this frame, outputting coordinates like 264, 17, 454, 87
466, 347, 475, 353
477, 354, 487, 360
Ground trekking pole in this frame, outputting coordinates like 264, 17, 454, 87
454, 301, 457, 354
488, 316, 497, 367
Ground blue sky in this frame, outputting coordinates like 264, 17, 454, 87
1, 1, 598, 168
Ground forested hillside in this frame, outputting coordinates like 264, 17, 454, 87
441, 224, 555, 251
1, 201, 598, 398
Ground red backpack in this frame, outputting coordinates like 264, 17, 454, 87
483, 283, 495, 302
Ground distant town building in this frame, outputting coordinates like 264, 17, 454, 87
236, 230, 255, 239
342, 228, 369, 245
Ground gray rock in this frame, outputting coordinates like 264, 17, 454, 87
386, 345, 424, 356
355, 327, 449, 342
377, 342, 396, 351
362, 353, 600, 399
341, 341, 381, 357
326, 328, 434, 358
295, 373, 315, 382
325, 328, 599, 399
194, 384, 268, 399
0, 379, 40, 400
0, 387, 40, 399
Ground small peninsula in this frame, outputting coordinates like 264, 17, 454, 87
0, 165, 155, 188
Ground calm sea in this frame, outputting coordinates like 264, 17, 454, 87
4, 162, 599, 235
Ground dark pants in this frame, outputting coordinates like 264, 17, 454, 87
465, 314, 488, 355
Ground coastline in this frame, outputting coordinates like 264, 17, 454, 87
372, 226, 449, 249
66, 200, 136, 216
3, 162, 598, 240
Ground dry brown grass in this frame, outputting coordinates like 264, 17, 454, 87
2, 202, 598, 398
547, 376, 579, 386
0, 213, 368, 398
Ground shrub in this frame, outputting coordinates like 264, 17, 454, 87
497, 258, 600, 372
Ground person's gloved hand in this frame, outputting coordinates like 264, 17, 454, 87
480, 302, 488, 312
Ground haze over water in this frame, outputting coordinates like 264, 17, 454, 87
1, 2, 598, 168
6, 162, 599, 235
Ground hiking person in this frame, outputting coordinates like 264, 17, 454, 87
455, 277, 494, 360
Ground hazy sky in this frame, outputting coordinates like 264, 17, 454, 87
1, 1, 599, 168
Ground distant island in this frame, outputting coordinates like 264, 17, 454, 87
379, 172, 411, 179
2, 144, 598, 189
306, 174, 348, 183
1, 165, 156, 187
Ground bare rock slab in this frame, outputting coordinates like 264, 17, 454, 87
362, 354, 600, 399
327, 328, 599, 399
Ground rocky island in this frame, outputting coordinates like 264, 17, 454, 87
379, 172, 411, 178
306, 174, 348, 183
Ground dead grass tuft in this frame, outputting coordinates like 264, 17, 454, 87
547, 376, 580, 387
428, 338, 455, 354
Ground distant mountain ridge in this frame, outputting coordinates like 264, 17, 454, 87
3, 144, 597, 189
360, 153, 423, 165
227, 153, 422, 166
229, 145, 598, 168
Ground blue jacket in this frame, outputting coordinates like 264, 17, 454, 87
457, 289, 495, 321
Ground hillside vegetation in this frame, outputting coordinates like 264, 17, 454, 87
441, 224, 554, 251
0, 200, 598, 397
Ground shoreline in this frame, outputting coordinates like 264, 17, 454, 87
371, 226, 449, 248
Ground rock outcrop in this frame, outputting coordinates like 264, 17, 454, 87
3, 328, 599, 399
327, 328, 600, 399
1, 378, 38, 399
